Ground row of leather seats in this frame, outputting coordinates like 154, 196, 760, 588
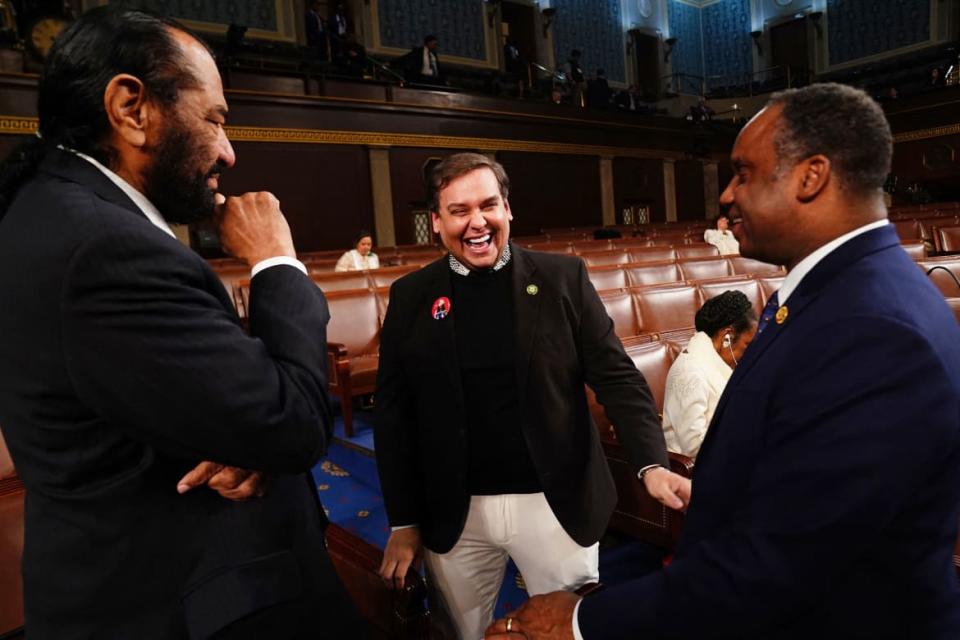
890, 214, 960, 253
598, 275, 783, 339
588, 256, 783, 290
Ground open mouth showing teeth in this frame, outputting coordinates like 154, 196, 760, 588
464, 233, 492, 250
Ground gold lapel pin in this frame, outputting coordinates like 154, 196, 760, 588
775, 305, 789, 325
526, 284, 539, 296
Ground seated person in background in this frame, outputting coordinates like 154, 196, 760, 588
703, 212, 740, 255
336, 230, 380, 271
662, 291, 757, 457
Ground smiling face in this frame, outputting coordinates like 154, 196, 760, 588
432, 167, 512, 271
719, 105, 798, 266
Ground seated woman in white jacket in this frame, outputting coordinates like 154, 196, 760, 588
662, 291, 757, 457
703, 212, 740, 255
335, 230, 380, 272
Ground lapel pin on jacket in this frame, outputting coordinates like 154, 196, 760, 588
526, 284, 539, 296
431, 296, 451, 320
775, 305, 789, 325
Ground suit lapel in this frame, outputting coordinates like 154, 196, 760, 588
420, 259, 466, 415
512, 246, 543, 407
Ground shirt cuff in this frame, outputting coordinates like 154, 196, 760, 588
250, 256, 308, 278
636, 464, 662, 481
572, 598, 586, 640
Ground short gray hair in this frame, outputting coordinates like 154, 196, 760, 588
768, 83, 892, 195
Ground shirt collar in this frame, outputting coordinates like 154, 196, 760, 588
448, 242, 512, 276
64, 148, 176, 239
777, 219, 889, 304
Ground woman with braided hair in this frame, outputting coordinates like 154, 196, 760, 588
662, 290, 757, 457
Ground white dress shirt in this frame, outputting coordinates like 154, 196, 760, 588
572, 218, 891, 640
334, 249, 380, 272
71, 150, 306, 278
421, 48, 437, 76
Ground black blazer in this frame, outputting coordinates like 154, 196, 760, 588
374, 245, 668, 553
0, 151, 357, 639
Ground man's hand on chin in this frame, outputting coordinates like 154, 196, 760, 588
485, 591, 580, 639
177, 461, 269, 500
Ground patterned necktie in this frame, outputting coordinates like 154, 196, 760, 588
756, 291, 779, 334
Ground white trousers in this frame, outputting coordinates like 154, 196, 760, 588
424, 493, 599, 640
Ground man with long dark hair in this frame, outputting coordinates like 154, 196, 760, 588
0, 7, 361, 638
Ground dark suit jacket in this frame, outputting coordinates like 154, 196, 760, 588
0, 151, 357, 639
579, 225, 960, 638
374, 245, 668, 553
397, 46, 441, 83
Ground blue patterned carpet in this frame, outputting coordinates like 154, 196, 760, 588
315, 407, 665, 619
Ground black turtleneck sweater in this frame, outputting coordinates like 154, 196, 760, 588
450, 260, 541, 495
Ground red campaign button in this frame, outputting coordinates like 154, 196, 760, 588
431, 296, 451, 320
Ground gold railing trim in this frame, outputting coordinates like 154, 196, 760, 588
893, 123, 960, 143
0, 116, 680, 158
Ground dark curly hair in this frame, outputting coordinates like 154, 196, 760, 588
695, 290, 757, 338
768, 83, 892, 195
0, 6, 205, 218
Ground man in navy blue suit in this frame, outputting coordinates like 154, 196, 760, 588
486, 83, 960, 639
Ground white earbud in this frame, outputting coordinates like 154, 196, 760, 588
723, 333, 738, 366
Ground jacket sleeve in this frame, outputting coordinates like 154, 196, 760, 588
373, 280, 424, 526
576, 260, 669, 469
61, 224, 332, 473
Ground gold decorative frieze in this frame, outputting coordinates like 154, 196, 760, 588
893, 124, 960, 144
0, 116, 37, 134
223, 125, 677, 158
0, 115, 672, 157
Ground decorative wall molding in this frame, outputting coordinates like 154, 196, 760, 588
0, 115, 686, 159
223, 125, 685, 158
88, 0, 297, 42
366, 0, 498, 69
0, 116, 36, 135
893, 123, 960, 143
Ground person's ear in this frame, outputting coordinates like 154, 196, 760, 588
796, 154, 830, 203
431, 211, 441, 233
103, 74, 152, 149
503, 198, 513, 221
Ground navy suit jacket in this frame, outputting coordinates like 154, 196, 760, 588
0, 151, 358, 639
579, 224, 960, 639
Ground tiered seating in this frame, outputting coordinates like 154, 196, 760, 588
888, 202, 960, 257
0, 473, 23, 637
324, 290, 385, 437
918, 256, 960, 323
